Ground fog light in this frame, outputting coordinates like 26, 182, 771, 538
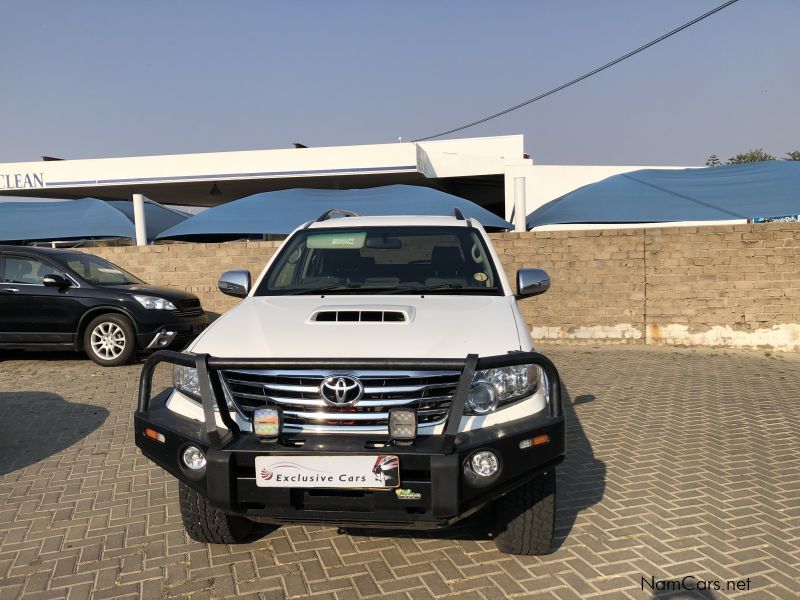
470, 450, 499, 477
182, 446, 206, 470
389, 409, 417, 442
253, 408, 282, 438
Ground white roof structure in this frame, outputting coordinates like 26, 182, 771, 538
0, 136, 528, 213
0, 134, 702, 243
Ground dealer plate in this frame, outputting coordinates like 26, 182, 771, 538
254, 455, 399, 489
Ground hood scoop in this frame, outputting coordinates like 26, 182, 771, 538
309, 305, 414, 323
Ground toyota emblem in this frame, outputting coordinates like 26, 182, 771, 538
319, 375, 364, 406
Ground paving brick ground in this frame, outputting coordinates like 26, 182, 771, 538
0, 345, 798, 599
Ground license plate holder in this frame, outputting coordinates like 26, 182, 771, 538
254, 455, 400, 489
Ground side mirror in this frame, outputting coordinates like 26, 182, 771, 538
218, 270, 251, 298
43, 274, 70, 289
516, 268, 550, 298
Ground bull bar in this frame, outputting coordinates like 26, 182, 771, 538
135, 350, 565, 525
137, 350, 563, 450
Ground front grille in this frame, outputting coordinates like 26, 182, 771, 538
219, 369, 462, 432
174, 298, 204, 317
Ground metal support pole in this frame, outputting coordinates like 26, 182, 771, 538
513, 177, 527, 232
132, 193, 147, 246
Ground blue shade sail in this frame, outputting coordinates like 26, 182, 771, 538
527, 161, 800, 229
0, 198, 188, 242
156, 185, 513, 240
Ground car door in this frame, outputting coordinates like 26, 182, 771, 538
0, 253, 83, 345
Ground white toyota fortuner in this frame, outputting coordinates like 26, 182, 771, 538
135, 211, 565, 555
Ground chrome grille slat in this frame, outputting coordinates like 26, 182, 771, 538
221, 368, 461, 432
232, 395, 455, 409
364, 382, 456, 394
226, 379, 455, 396
417, 408, 449, 415
225, 369, 459, 378
229, 391, 456, 405
225, 379, 320, 393
288, 411, 392, 422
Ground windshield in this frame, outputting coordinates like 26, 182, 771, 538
63, 254, 145, 286
255, 226, 503, 296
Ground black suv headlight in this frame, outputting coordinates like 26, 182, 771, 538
133, 294, 177, 310
465, 365, 540, 415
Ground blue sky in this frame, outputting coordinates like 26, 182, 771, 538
1, 0, 797, 166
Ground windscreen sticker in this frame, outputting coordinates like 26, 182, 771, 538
307, 232, 367, 249
474, 272, 488, 282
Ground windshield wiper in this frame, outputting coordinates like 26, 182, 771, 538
285, 283, 499, 296
286, 283, 413, 295
386, 284, 499, 295
287, 283, 364, 295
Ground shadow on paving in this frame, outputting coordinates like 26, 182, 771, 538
338, 382, 607, 553
0, 391, 108, 476
0, 349, 89, 363
0, 349, 152, 366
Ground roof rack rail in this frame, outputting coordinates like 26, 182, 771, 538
304, 209, 361, 228
316, 208, 360, 221
451, 207, 472, 228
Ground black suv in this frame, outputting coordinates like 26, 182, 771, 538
0, 246, 209, 366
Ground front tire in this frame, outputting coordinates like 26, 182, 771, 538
493, 469, 556, 555
83, 313, 136, 366
179, 482, 253, 544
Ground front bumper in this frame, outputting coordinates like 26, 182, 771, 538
134, 351, 565, 528
136, 313, 209, 351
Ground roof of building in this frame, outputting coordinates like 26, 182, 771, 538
0, 136, 525, 214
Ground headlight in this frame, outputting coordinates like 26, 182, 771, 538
133, 295, 176, 310
466, 381, 497, 414
173, 364, 201, 399
465, 364, 540, 415
173, 363, 239, 415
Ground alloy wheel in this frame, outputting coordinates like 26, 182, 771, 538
90, 322, 126, 360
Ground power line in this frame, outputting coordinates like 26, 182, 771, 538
413, 0, 741, 142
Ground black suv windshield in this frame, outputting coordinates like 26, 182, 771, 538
62, 253, 145, 286
255, 226, 503, 296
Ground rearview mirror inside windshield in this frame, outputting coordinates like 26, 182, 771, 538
365, 237, 402, 249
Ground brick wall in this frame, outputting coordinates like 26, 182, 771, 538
643, 224, 800, 349
87, 222, 800, 351
490, 230, 646, 344
87, 242, 282, 315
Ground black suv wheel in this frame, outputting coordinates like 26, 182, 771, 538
83, 313, 136, 366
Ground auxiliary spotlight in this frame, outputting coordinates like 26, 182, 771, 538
389, 408, 417, 444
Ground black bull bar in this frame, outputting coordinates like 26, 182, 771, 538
137, 350, 563, 451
